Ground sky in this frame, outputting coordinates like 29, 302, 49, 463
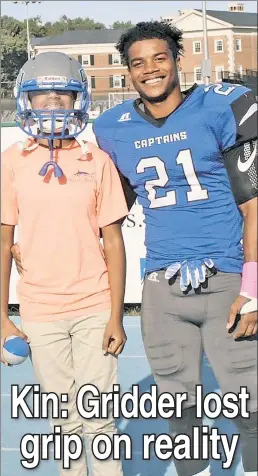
2, 1, 257, 26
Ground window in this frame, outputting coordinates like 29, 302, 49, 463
113, 75, 122, 88
194, 67, 202, 82
108, 53, 122, 65
215, 66, 224, 81
109, 75, 126, 88
89, 76, 96, 89
193, 41, 202, 54
235, 39, 242, 51
214, 39, 224, 53
82, 55, 90, 66
113, 53, 121, 65
81, 54, 94, 66
178, 70, 182, 83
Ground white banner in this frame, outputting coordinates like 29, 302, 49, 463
1, 125, 146, 304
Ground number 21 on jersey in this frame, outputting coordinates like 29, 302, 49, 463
136, 149, 208, 208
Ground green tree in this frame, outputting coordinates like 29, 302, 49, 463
46, 16, 105, 36
22, 15, 48, 37
1, 16, 27, 87
1, 14, 133, 90
111, 21, 134, 29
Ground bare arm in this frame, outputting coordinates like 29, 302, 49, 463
227, 198, 257, 337
239, 197, 257, 262
102, 221, 126, 323
101, 221, 127, 355
1, 224, 15, 320
1, 224, 28, 365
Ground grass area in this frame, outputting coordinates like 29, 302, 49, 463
124, 304, 141, 315
8, 304, 141, 316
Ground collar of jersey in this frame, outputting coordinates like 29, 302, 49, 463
36, 139, 79, 150
133, 83, 198, 128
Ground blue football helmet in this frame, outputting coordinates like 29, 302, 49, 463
14, 51, 90, 140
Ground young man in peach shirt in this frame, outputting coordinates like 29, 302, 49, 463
1, 52, 128, 476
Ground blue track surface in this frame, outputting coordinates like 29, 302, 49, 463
1, 316, 244, 476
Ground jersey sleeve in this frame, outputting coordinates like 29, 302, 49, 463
221, 89, 257, 204
205, 84, 258, 205
93, 117, 137, 211
95, 151, 128, 229
116, 169, 137, 212
222, 139, 257, 205
93, 119, 118, 165
206, 85, 258, 151
1, 150, 18, 225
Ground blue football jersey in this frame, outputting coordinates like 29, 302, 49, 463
93, 83, 257, 274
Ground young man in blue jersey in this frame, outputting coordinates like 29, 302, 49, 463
11, 22, 257, 476
94, 22, 258, 476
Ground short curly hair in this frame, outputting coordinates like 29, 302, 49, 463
116, 21, 184, 67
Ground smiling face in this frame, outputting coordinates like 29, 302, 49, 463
28, 89, 75, 136
128, 38, 180, 103
29, 89, 74, 110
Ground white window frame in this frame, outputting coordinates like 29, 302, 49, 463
235, 39, 242, 52
215, 65, 224, 81
214, 39, 224, 53
194, 67, 202, 83
177, 70, 182, 83
112, 53, 121, 65
82, 54, 90, 66
193, 41, 202, 54
113, 75, 123, 88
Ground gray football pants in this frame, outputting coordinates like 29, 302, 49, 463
141, 270, 257, 475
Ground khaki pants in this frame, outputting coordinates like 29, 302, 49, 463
22, 310, 123, 476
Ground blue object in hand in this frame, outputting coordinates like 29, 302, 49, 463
3, 336, 30, 365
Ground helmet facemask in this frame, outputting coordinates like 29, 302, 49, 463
14, 52, 92, 179
14, 53, 90, 140
16, 83, 89, 140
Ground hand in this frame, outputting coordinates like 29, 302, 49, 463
102, 318, 127, 356
1, 317, 30, 366
11, 243, 26, 275
165, 259, 215, 291
227, 295, 258, 339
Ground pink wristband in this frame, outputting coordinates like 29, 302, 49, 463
240, 262, 258, 299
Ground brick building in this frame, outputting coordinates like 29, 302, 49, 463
163, 3, 257, 89
31, 29, 135, 102
31, 3, 257, 100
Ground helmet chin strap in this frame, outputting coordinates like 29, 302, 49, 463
18, 118, 91, 179
18, 124, 39, 151
38, 118, 88, 154
69, 123, 89, 156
